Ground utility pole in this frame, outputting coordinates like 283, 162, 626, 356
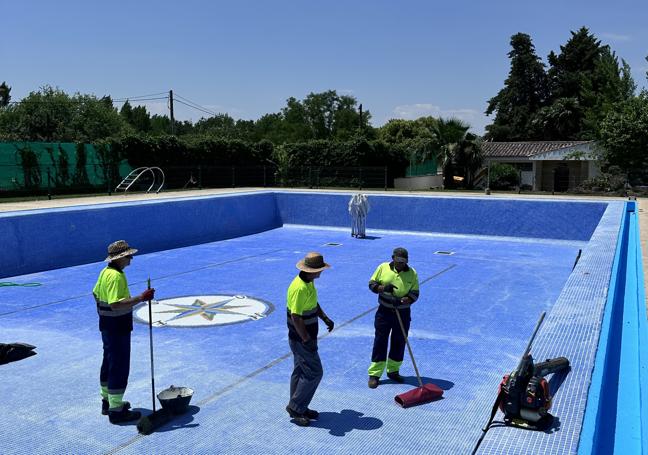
169, 89, 175, 135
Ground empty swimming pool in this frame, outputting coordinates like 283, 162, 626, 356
0, 191, 645, 454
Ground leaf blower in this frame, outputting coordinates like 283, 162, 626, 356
472, 312, 570, 454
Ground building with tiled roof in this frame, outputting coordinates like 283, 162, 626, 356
481, 141, 600, 191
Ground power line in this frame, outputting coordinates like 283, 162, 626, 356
112, 97, 169, 103
8, 91, 169, 105
174, 93, 217, 116
5, 90, 220, 120
114, 91, 168, 100
174, 98, 216, 117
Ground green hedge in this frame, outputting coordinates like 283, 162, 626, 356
1, 135, 412, 193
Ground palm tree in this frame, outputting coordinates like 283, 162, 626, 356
454, 133, 483, 188
433, 118, 471, 188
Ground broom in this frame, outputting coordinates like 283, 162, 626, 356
393, 306, 443, 407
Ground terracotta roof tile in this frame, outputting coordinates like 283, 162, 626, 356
482, 141, 593, 158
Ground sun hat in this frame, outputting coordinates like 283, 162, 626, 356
392, 247, 409, 263
296, 252, 331, 273
105, 240, 138, 262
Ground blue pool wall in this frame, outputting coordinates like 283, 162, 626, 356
0, 192, 607, 279
578, 201, 648, 455
274, 193, 607, 241
0, 192, 280, 278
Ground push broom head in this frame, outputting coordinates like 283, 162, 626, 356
395, 383, 443, 408
137, 408, 173, 435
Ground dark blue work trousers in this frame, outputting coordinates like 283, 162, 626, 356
371, 306, 411, 364
288, 338, 323, 414
100, 331, 131, 395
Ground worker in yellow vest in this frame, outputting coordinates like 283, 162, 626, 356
94, 240, 155, 424
367, 247, 419, 388
285, 252, 335, 427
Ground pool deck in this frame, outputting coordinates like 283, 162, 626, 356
0, 188, 644, 314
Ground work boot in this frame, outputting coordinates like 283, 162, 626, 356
102, 399, 131, 416
304, 408, 319, 420
387, 371, 405, 383
108, 407, 141, 424
368, 376, 379, 389
285, 406, 311, 427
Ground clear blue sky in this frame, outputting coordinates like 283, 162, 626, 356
3, 0, 647, 134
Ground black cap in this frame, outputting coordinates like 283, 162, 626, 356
392, 247, 408, 262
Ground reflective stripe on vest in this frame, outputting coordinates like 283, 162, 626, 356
286, 307, 318, 325
95, 295, 133, 318
378, 295, 411, 309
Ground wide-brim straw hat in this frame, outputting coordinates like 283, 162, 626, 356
296, 252, 331, 273
105, 240, 138, 262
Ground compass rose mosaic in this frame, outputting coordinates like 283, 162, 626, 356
133, 295, 274, 328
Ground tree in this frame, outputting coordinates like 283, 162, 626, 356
378, 117, 437, 143
0, 86, 75, 141
303, 90, 337, 139
278, 91, 368, 143
194, 113, 238, 137
547, 27, 601, 100
485, 33, 549, 140
130, 105, 151, 133
0, 81, 11, 107
150, 114, 171, 135
119, 100, 134, 124
453, 133, 483, 188
597, 92, 648, 183
281, 96, 311, 142
582, 48, 635, 136
433, 118, 472, 188
378, 117, 438, 173
253, 113, 285, 143
529, 97, 583, 140
0, 86, 128, 141
542, 27, 634, 139
333, 95, 370, 140
71, 94, 128, 142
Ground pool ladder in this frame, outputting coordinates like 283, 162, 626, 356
115, 167, 165, 194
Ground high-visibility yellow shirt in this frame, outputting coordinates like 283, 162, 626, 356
286, 275, 319, 341
93, 267, 133, 332
370, 262, 419, 298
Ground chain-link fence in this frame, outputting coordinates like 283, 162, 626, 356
0, 164, 390, 199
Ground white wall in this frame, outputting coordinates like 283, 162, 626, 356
394, 174, 444, 190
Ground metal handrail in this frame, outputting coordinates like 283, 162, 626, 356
116, 167, 165, 193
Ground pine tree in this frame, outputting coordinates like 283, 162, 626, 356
0, 81, 11, 107
485, 33, 549, 140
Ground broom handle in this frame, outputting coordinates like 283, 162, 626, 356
147, 277, 156, 413
394, 306, 424, 388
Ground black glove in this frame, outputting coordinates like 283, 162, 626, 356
303, 339, 318, 352
324, 317, 334, 332
383, 283, 398, 294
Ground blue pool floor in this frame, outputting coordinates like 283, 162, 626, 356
0, 226, 584, 454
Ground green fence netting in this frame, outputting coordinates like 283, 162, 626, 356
406, 157, 438, 177
0, 142, 131, 193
